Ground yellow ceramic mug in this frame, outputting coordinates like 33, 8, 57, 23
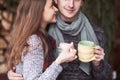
78, 40, 96, 62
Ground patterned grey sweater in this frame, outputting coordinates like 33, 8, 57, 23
16, 34, 63, 80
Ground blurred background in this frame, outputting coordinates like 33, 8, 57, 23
0, 0, 120, 80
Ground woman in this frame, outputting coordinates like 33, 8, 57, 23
7, 0, 77, 80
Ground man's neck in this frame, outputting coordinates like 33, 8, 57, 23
65, 21, 72, 24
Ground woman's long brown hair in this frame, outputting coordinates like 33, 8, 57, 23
7, 0, 48, 70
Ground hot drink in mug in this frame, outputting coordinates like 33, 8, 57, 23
78, 40, 96, 62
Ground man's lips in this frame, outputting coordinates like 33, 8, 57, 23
66, 9, 75, 13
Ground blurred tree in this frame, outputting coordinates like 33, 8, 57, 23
82, 0, 116, 62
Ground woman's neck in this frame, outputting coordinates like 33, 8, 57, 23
41, 20, 48, 30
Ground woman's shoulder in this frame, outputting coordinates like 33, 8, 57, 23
27, 34, 42, 46
26, 34, 43, 53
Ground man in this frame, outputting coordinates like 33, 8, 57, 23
48, 0, 112, 80
8, 0, 112, 80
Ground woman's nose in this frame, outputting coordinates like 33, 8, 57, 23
53, 6, 58, 12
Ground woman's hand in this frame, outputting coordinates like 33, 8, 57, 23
7, 67, 24, 80
55, 42, 77, 64
92, 46, 105, 67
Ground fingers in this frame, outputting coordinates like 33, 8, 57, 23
69, 48, 77, 60
94, 46, 105, 61
70, 48, 77, 55
92, 46, 105, 66
66, 55, 77, 62
56, 42, 77, 64
67, 42, 77, 60
8, 70, 23, 80
9, 77, 23, 80
67, 42, 74, 52
69, 42, 74, 48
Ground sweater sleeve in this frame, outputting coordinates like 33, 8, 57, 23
92, 60, 113, 80
92, 26, 113, 80
22, 34, 63, 80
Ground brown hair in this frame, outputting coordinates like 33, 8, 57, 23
7, 0, 48, 70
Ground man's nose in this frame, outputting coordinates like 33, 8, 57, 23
69, 0, 74, 8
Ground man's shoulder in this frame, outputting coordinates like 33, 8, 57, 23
91, 23, 106, 48
91, 23, 104, 34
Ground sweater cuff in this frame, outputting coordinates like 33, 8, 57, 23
92, 60, 104, 72
50, 61, 63, 73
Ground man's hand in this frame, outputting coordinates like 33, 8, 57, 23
92, 46, 105, 67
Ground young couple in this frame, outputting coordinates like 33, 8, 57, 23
7, 0, 112, 80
